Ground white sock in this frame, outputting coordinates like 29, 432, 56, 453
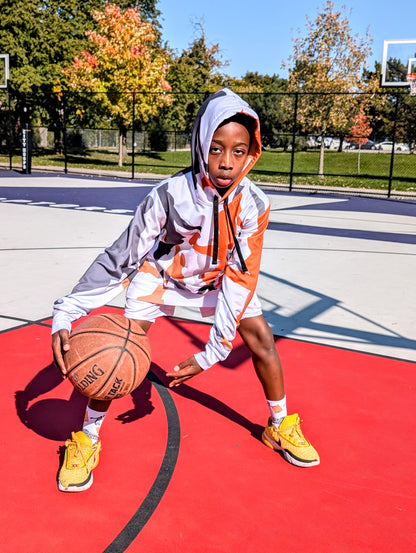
267, 396, 287, 427
82, 406, 107, 444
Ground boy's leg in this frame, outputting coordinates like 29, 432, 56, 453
238, 315, 319, 467
78, 319, 152, 443
238, 314, 285, 401
59, 318, 153, 492
82, 398, 111, 444
238, 315, 287, 423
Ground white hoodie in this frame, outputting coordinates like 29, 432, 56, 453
52, 88, 270, 369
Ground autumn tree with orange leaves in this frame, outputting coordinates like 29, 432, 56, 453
63, 3, 171, 166
347, 108, 373, 174
285, 1, 373, 176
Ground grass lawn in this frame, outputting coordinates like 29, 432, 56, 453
1, 147, 415, 192
253, 150, 416, 191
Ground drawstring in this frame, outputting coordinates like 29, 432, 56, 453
212, 195, 248, 272
213, 196, 219, 264
191, 170, 197, 189
224, 197, 248, 273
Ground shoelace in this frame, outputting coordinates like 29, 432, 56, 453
283, 421, 307, 446
66, 437, 90, 471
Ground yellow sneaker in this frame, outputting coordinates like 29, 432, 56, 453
58, 431, 101, 492
262, 414, 320, 467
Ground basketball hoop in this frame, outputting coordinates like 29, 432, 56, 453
407, 73, 416, 96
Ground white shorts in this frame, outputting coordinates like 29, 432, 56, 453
124, 291, 263, 323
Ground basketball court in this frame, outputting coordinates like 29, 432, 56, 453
0, 168, 415, 552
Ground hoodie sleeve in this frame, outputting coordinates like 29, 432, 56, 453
194, 196, 270, 369
52, 190, 167, 333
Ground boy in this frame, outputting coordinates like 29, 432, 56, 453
52, 88, 319, 492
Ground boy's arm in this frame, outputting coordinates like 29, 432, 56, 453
195, 203, 270, 369
52, 192, 166, 333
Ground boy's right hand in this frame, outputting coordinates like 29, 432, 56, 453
52, 329, 70, 377
166, 355, 203, 387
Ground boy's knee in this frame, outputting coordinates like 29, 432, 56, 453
239, 316, 275, 352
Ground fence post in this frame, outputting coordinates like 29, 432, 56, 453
131, 92, 135, 180
289, 92, 299, 191
7, 89, 12, 169
387, 95, 399, 198
62, 92, 68, 174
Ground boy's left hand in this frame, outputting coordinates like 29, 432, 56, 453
167, 356, 203, 387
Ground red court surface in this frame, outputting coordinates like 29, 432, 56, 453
1, 306, 415, 553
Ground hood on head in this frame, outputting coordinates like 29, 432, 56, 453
191, 88, 262, 190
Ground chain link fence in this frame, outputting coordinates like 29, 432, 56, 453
0, 89, 415, 198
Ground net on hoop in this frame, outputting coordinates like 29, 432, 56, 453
407, 73, 416, 96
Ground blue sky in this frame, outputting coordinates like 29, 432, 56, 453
157, 0, 415, 79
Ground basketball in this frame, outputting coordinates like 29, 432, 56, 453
64, 313, 151, 401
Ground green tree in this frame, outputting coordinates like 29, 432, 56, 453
361, 63, 389, 143
0, 0, 73, 92
0, 0, 162, 93
228, 72, 288, 148
163, 24, 227, 131
396, 94, 416, 153
285, 1, 373, 175
0, 0, 162, 151
63, 3, 171, 166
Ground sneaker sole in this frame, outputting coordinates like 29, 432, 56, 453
262, 431, 320, 468
58, 473, 93, 492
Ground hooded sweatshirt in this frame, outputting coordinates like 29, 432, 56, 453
52, 88, 270, 369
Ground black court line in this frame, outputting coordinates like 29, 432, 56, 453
1, 317, 181, 551
0, 315, 53, 334
103, 370, 180, 553
35, 317, 181, 551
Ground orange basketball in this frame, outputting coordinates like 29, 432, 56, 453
64, 313, 151, 401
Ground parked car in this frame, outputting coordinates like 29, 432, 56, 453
345, 140, 376, 150
376, 141, 410, 152
307, 135, 319, 148
313, 136, 339, 149
327, 138, 341, 150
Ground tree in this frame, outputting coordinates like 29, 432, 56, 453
347, 108, 372, 174
285, 1, 373, 175
396, 95, 416, 153
0, 1, 162, 153
111, 1, 160, 27
229, 72, 288, 149
0, 0, 70, 92
63, 3, 171, 166
0, 0, 162, 93
163, 23, 227, 131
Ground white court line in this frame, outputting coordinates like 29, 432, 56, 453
75, 206, 107, 211
104, 209, 134, 214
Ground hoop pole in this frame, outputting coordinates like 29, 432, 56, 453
387, 96, 399, 197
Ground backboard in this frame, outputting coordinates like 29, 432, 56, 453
381, 39, 416, 87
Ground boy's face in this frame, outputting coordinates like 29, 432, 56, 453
208, 121, 251, 191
